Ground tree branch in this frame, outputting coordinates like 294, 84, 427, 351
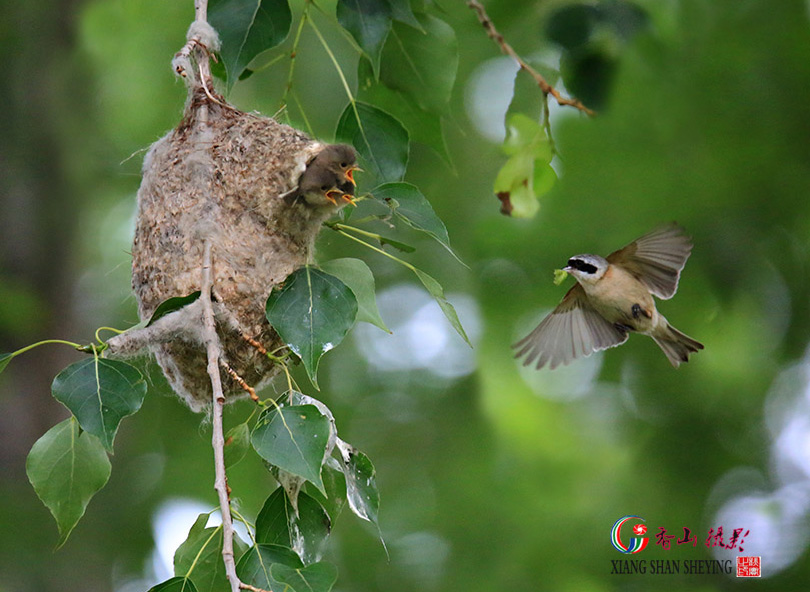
200, 238, 242, 592
466, 0, 595, 117
174, 0, 218, 91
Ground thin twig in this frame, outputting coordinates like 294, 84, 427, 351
174, 0, 216, 91
466, 0, 595, 117
239, 583, 272, 592
200, 239, 242, 592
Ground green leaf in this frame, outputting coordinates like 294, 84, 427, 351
506, 68, 545, 123
305, 463, 347, 522
265, 266, 358, 386
270, 562, 338, 592
378, 235, 416, 253
336, 0, 392, 75
502, 113, 552, 159
25, 417, 111, 547
321, 258, 390, 333
380, 14, 458, 115
147, 291, 201, 326
413, 268, 471, 346
336, 101, 409, 186
209, 0, 292, 88
387, 0, 423, 30
335, 439, 380, 525
372, 183, 462, 263
255, 488, 332, 564
357, 58, 450, 163
251, 405, 331, 492
236, 544, 303, 591
493, 152, 539, 218
147, 577, 199, 592
224, 422, 251, 468
492, 114, 557, 218
0, 352, 12, 375
174, 514, 246, 592
51, 358, 147, 452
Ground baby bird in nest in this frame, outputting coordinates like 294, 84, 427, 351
292, 144, 360, 207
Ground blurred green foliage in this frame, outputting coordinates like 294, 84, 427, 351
1, 0, 810, 591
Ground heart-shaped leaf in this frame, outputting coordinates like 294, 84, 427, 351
251, 405, 331, 492
372, 183, 462, 263
305, 461, 348, 522
380, 14, 458, 115
337, 0, 391, 75
147, 577, 199, 592
266, 266, 358, 387
51, 358, 147, 452
270, 562, 338, 592
321, 258, 389, 333
236, 544, 303, 591
209, 0, 292, 88
358, 57, 450, 163
336, 101, 409, 186
387, 0, 422, 30
26, 417, 111, 547
174, 514, 247, 592
255, 488, 332, 564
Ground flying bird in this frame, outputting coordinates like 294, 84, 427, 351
513, 224, 704, 369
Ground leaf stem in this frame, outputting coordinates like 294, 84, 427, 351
307, 15, 374, 153
94, 326, 125, 344
331, 226, 417, 273
330, 222, 390, 244
281, 0, 311, 108
6, 339, 84, 359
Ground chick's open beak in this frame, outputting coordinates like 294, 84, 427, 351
344, 165, 362, 186
325, 189, 342, 206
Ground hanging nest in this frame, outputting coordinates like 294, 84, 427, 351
108, 25, 353, 411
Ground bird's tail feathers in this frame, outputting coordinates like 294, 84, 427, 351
653, 322, 704, 368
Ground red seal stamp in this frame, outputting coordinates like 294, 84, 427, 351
736, 556, 761, 577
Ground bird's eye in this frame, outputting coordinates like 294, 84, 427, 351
568, 258, 597, 274
339, 162, 347, 168
321, 184, 330, 191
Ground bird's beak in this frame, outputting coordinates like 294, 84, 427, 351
345, 165, 362, 186
325, 189, 342, 206
341, 193, 358, 207
563, 266, 573, 272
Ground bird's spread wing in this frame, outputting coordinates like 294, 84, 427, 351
606, 223, 693, 300
512, 284, 629, 370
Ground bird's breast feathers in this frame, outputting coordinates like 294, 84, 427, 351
584, 264, 657, 331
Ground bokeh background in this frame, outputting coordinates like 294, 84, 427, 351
2, 0, 810, 590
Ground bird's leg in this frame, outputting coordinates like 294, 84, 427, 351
219, 359, 258, 403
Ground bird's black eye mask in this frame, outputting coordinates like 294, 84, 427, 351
567, 258, 598, 274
